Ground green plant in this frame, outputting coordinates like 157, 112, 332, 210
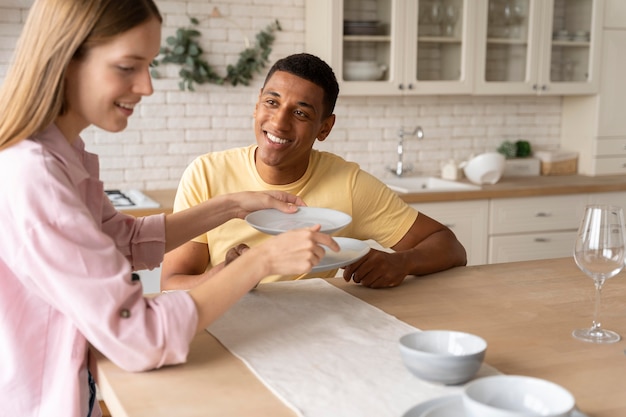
151, 18, 281, 91
497, 140, 532, 159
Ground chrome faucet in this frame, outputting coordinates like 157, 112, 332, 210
389, 126, 423, 177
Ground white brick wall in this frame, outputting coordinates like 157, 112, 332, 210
0, 0, 561, 190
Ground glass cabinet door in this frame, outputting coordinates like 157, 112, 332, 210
475, 0, 539, 94
485, 0, 532, 83
415, 0, 465, 82
475, 0, 602, 95
541, 0, 600, 94
341, 0, 400, 95
338, 0, 473, 95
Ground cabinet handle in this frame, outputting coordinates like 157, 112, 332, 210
534, 238, 550, 243
407, 84, 414, 90
398, 84, 404, 90
535, 212, 551, 217
541, 85, 547, 91
532, 84, 538, 90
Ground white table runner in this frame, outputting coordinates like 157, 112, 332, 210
206, 278, 498, 417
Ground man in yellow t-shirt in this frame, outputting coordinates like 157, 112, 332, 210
162, 53, 467, 290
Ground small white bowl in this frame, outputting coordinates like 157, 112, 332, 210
343, 60, 387, 81
462, 152, 505, 185
463, 375, 575, 417
399, 330, 487, 385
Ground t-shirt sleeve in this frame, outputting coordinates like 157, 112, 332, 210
173, 157, 212, 244
350, 170, 418, 248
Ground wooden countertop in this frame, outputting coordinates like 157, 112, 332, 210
93, 257, 626, 417
399, 174, 626, 203
124, 175, 626, 216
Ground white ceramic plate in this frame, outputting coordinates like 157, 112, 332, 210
312, 237, 370, 273
403, 395, 588, 417
403, 395, 462, 417
245, 207, 352, 235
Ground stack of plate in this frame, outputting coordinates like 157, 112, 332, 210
343, 20, 381, 35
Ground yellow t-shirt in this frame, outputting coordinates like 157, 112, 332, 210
174, 145, 418, 282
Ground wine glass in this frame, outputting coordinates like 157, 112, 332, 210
429, 0, 444, 36
572, 205, 626, 343
442, 4, 459, 37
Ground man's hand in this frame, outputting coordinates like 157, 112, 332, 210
342, 249, 407, 289
225, 243, 250, 265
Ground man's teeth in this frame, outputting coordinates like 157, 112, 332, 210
267, 132, 289, 144
116, 102, 135, 110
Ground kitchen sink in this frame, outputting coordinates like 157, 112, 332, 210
382, 176, 481, 193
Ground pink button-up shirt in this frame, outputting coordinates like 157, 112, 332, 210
0, 125, 198, 417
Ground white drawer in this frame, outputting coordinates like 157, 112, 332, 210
488, 231, 577, 264
594, 138, 626, 156
413, 200, 489, 266
591, 157, 626, 175
489, 195, 586, 234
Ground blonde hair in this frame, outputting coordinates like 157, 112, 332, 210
0, 0, 162, 150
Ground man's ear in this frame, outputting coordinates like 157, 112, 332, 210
253, 88, 263, 118
316, 114, 336, 142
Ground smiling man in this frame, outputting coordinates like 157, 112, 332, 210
161, 53, 466, 290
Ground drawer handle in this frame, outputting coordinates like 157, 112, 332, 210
535, 212, 551, 217
534, 238, 550, 242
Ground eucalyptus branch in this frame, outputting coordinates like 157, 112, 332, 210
151, 18, 281, 91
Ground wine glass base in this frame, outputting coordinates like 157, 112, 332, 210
572, 328, 621, 344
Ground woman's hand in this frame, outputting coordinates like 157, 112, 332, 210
231, 191, 306, 220
246, 225, 339, 277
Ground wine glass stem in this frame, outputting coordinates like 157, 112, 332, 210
591, 278, 606, 333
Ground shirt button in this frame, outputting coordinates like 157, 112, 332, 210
120, 309, 131, 318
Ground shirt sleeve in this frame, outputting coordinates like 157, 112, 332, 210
173, 156, 212, 244
349, 170, 418, 248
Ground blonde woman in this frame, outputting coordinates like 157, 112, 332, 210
0, 1, 338, 416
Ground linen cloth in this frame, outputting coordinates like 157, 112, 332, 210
173, 145, 418, 282
207, 278, 497, 417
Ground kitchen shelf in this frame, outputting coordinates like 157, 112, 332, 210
343, 35, 392, 42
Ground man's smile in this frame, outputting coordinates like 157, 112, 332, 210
267, 132, 291, 145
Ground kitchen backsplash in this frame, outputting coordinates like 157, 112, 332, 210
0, 0, 561, 190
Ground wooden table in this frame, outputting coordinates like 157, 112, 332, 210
94, 257, 626, 417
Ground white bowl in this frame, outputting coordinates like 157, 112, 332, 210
462, 152, 505, 185
343, 60, 387, 81
463, 375, 575, 417
399, 330, 487, 385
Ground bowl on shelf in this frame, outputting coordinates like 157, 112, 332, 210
343, 60, 387, 81
398, 330, 487, 385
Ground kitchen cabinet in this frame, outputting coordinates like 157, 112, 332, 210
587, 191, 626, 207
304, 0, 602, 97
305, 0, 476, 95
561, 0, 626, 175
410, 200, 489, 266
134, 266, 161, 294
488, 195, 586, 263
474, 0, 604, 95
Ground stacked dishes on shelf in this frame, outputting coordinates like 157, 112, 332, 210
343, 20, 381, 35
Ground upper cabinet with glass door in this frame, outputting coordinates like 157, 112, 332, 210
474, 0, 604, 95
305, 0, 475, 96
